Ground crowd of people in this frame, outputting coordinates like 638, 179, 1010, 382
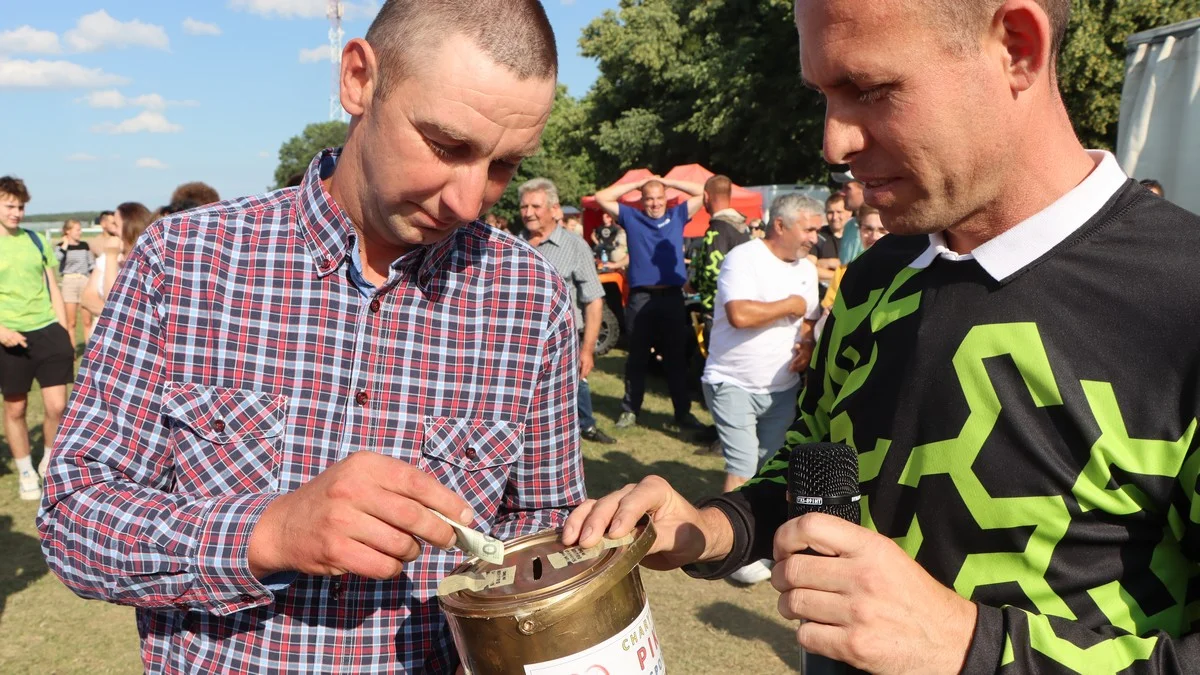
1, 0, 1195, 672
0, 179, 222, 501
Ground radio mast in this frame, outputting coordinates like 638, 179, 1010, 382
327, 1, 346, 121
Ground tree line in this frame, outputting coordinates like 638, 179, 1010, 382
274, 0, 1198, 221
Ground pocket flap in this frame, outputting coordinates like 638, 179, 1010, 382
161, 382, 287, 443
422, 417, 524, 469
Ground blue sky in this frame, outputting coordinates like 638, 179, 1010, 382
2, 1, 620, 215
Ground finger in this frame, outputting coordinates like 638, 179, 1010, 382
365, 452, 474, 524
345, 509, 425, 563
770, 552, 856, 595
336, 536, 409, 580
773, 512, 871, 562
562, 499, 599, 545
605, 475, 676, 540
361, 486, 457, 550
576, 484, 640, 548
795, 621, 852, 666
777, 587, 849, 625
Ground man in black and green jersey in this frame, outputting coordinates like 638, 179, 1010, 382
690, 175, 751, 314
563, 0, 1200, 672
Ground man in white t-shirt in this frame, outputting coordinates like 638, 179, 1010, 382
704, 193, 824, 489
701, 193, 823, 584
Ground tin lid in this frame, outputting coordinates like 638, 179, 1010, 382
438, 519, 655, 625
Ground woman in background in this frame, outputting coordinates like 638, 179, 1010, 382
81, 202, 153, 339
55, 219, 95, 344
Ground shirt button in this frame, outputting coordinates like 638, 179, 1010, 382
238, 593, 255, 603
354, 391, 369, 406
369, 298, 381, 313
329, 580, 343, 600
213, 419, 226, 433
464, 447, 479, 462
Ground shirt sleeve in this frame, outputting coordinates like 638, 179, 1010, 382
575, 239, 605, 306
40, 233, 56, 269
493, 274, 587, 540
38, 230, 286, 616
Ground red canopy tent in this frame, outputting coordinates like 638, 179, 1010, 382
580, 164, 763, 239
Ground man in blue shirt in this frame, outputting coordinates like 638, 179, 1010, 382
595, 176, 707, 432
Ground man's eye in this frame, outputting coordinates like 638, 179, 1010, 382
857, 87, 887, 104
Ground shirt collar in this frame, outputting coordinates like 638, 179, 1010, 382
296, 147, 458, 292
912, 150, 1128, 280
523, 223, 565, 247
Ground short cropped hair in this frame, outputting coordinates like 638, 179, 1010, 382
0, 176, 30, 204
769, 194, 824, 231
825, 193, 846, 209
518, 177, 560, 206
923, 0, 1070, 61
366, 0, 557, 102
641, 180, 666, 196
857, 204, 881, 221
704, 175, 732, 201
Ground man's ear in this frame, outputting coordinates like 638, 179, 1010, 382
340, 38, 377, 117
989, 0, 1053, 94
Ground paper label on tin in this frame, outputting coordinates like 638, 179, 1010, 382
437, 566, 516, 596
545, 533, 635, 570
523, 601, 664, 675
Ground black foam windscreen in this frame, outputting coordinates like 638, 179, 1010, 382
787, 442, 861, 524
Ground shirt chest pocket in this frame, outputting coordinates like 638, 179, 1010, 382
161, 382, 288, 497
419, 417, 524, 515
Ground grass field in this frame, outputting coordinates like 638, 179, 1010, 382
0, 350, 799, 674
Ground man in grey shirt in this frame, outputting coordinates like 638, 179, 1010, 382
519, 178, 616, 444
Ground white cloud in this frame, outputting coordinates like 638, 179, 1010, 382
78, 90, 199, 111
229, 0, 379, 20
78, 89, 127, 108
0, 26, 61, 54
66, 152, 98, 162
258, 150, 271, 158
135, 157, 168, 170
298, 45, 333, 63
65, 10, 169, 52
182, 18, 222, 36
92, 111, 183, 135
0, 59, 129, 88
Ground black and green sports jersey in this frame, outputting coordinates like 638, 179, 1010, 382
690, 216, 751, 311
700, 181, 1200, 673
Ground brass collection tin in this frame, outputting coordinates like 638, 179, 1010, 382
439, 520, 665, 675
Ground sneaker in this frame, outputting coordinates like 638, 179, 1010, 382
38, 453, 50, 479
18, 470, 41, 501
729, 559, 773, 585
615, 411, 638, 429
581, 426, 617, 445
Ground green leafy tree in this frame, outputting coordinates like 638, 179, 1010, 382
1058, 0, 1200, 151
575, 0, 1195, 186
272, 120, 349, 189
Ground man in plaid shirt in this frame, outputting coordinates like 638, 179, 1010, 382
38, 1, 584, 672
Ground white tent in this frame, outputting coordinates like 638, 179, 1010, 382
1117, 18, 1200, 214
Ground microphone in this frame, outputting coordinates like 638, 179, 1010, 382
787, 442, 861, 675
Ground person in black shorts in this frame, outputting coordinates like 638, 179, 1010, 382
0, 176, 75, 501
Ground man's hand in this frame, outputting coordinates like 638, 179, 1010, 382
0, 326, 28, 349
772, 514, 977, 674
789, 339, 815, 373
580, 348, 595, 380
562, 475, 733, 571
248, 451, 475, 579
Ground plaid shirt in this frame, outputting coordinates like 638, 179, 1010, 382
38, 149, 586, 673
